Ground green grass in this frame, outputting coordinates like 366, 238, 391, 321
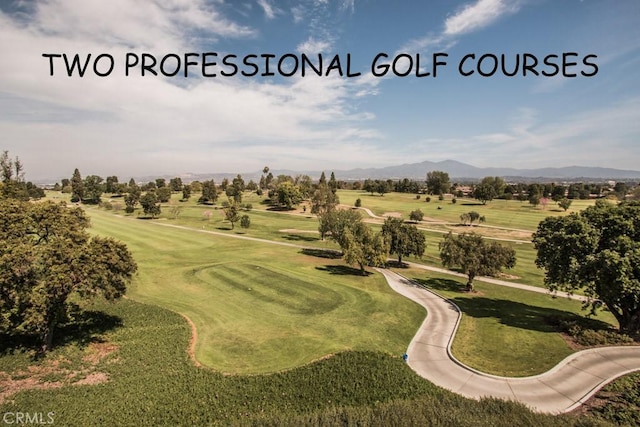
396, 268, 618, 377
86, 208, 425, 374
0, 299, 611, 426
337, 190, 595, 231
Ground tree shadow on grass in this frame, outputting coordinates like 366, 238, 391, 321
0, 310, 123, 356
414, 277, 612, 334
283, 234, 319, 242
414, 277, 464, 293
461, 202, 485, 206
301, 248, 342, 259
316, 265, 372, 277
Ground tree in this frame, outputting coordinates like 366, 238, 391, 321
156, 186, 172, 203
426, 171, 450, 196
311, 179, 339, 223
473, 176, 505, 204
275, 181, 303, 209
169, 177, 183, 192
83, 175, 104, 204
381, 217, 426, 264
0, 151, 28, 200
0, 200, 137, 352
551, 185, 566, 202
225, 175, 245, 203
182, 184, 191, 201
342, 225, 389, 274
139, 192, 161, 218
532, 200, 640, 334
223, 202, 241, 229
529, 192, 541, 208
409, 209, 424, 222
328, 172, 338, 194
240, 215, 251, 229
155, 178, 166, 188
124, 183, 141, 213
460, 211, 485, 226
439, 232, 516, 291
613, 182, 627, 200
70, 168, 84, 203
199, 180, 218, 204
105, 176, 119, 194
318, 209, 389, 273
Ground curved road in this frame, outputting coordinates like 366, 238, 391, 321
377, 269, 640, 414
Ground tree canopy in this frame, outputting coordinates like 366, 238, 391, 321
439, 232, 516, 291
426, 170, 450, 196
533, 200, 640, 333
319, 209, 388, 274
0, 200, 137, 352
381, 217, 426, 265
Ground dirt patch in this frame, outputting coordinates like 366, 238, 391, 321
382, 212, 403, 218
180, 313, 201, 368
82, 342, 119, 365
73, 372, 109, 386
0, 342, 118, 404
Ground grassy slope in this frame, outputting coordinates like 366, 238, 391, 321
0, 299, 605, 427
87, 208, 425, 374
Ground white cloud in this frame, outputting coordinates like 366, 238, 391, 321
444, 0, 522, 36
296, 37, 332, 53
256, 0, 276, 20
0, 1, 384, 180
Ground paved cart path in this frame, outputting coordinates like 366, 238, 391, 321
377, 269, 640, 414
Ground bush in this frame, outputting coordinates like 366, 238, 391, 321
409, 209, 424, 222
415, 195, 420, 200
240, 215, 250, 229
101, 201, 113, 210
425, 197, 431, 203
451, 198, 457, 204
355, 198, 362, 208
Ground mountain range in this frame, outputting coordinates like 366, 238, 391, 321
169, 160, 640, 184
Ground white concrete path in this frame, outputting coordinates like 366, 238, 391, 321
377, 269, 640, 414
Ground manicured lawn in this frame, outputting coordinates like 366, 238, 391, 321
337, 190, 595, 231
87, 208, 425, 374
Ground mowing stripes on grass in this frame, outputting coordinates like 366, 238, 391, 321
85, 208, 426, 374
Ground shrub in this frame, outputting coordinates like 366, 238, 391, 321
425, 197, 431, 203
355, 198, 362, 208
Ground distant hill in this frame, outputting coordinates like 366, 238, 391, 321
320, 160, 640, 181
131, 160, 640, 185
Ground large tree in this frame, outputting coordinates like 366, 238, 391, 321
532, 200, 640, 334
0, 200, 137, 352
83, 175, 104, 204
199, 180, 218, 204
381, 217, 426, 265
439, 232, 516, 291
319, 209, 389, 274
140, 192, 161, 218
426, 170, 450, 196
70, 168, 84, 203
275, 181, 303, 209
0, 151, 28, 200
473, 176, 505, 204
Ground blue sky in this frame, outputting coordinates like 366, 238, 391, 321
0, 0, 638, 181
